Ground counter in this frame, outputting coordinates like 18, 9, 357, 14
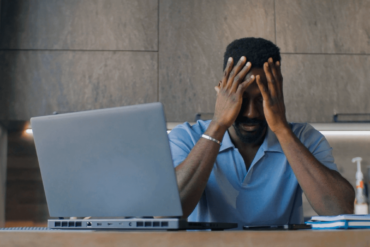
1, 229, 369, 247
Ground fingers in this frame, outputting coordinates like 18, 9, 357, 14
264, 59, 278, 97
268, 58, 280, 82
226, 56, 247, 89
255, 74, 270, 102
236, 74, 255, 95
221, 57, 233, 88
275, 61, 283, 92
230, 61, 251, 92
266, 57, 284, 96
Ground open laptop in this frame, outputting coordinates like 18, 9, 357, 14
31, 102, 237, 230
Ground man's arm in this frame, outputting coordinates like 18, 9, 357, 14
256, 58, 355, 215
176, 56, 256, 218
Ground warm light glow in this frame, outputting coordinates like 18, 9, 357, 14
25, 129, 33, 134
320, 131, 370, 136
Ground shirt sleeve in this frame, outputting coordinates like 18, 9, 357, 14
295, 123, 338, 171
168, 122, 208, 222
168, 124, 196, 168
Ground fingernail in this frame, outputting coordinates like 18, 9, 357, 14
251, 75, 254, 78
246, 62, 251, 67
240, 56, 246, 61
228, 57, 232, 62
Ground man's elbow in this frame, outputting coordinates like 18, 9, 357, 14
343, 200, 354, 214
337, 187, 355, 215
342, 182, 355, 212
319, 188, 355, 215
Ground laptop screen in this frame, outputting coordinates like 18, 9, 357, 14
31, 103, 182, 218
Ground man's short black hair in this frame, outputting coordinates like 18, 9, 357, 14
223, 37, 281, 70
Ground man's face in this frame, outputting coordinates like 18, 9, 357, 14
232, 68, 268, 145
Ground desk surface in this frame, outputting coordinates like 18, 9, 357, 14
1, 229, 370, 247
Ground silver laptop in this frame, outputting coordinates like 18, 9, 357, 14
31, 103, 237, 230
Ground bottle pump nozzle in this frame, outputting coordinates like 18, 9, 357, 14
352, 157, 363, 181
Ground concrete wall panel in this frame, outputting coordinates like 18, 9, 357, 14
0, 0, 158, 50
282, 54, 370, 123
0, 51, 158, 120
276, 0, 370, 54
159, 0, 275, 121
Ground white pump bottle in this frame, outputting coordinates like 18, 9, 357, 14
352, 157, 368, 214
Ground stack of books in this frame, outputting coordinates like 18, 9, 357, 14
306, 215, 370, 229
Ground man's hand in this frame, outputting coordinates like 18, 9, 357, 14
256, 57, 289, 134
256, 57, 355, 215
213, 56, 255, 130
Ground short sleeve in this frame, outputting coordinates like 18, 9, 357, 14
294, 123, 338, 171
168, 124, 197, 168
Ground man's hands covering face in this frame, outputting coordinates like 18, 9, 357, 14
213, 56, 289, 135
213, 56, 256, 130
256, 57, 289, 134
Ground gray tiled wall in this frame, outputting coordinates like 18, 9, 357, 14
0, 51, 158, 120
158, 0, 370, 122
0, 0, 158, 120
276, 0, 370, 54
0, 0, 158, 50
282, 54, 370, 123
275, 0, 370, 123
1, 0, 369, 122
159, 0, 275, 121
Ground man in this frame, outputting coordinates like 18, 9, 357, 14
168, 38, 354, 228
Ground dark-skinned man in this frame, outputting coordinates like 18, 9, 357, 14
168, 38, 354, 229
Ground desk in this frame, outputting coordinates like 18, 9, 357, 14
0, 230, 369, 247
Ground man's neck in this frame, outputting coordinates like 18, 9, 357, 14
228, 126, 266, 170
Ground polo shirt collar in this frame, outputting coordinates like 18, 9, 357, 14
219, 129, 235, 152
218, 127, 284, 153
262, 127, 284, 153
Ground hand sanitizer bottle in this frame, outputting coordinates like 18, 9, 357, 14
353, 157, 368, 214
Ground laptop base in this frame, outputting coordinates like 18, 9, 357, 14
48, 219, 237, 230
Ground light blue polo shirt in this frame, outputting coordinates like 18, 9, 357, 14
168, 120, 337, 229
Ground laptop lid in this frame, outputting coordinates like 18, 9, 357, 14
31, 103, 183, 218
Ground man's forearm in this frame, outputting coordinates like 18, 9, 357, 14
276, 128, 355, 215
175, 121, 227, 218
175, 56, 254, 218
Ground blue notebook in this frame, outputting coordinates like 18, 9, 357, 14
306, 220, 370, 229
307, 214, 370, 229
